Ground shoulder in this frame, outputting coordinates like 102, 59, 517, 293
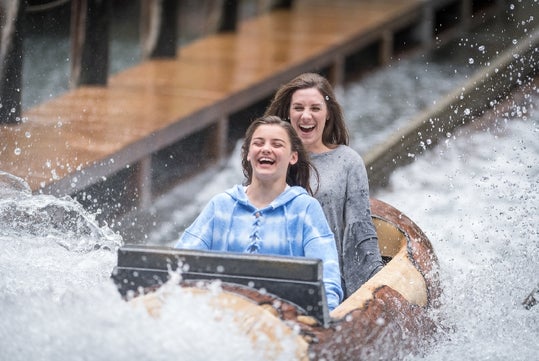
284, 186, 318, 205
222, 184, 246, 200
312, 145, 365, 169
334, 145, 364, 163
289, 187, 324, 209
283, 185, 309, 202
208, 186, 242, 206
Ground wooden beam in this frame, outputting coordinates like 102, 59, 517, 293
137, 156, 153, 210
70, 0, 111, 87
140, 0, 178, 59
272, 0, 293, 9
327, 55, 344, 88
218, 0, 238, 33
0, 0, 25, 124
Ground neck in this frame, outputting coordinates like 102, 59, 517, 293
246, 179, 287, 209
306, 142, 333, 154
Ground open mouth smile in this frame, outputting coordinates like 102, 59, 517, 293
258, 157, 275, 165
298, 124, 315, 133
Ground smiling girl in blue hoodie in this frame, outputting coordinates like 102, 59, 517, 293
175, 115, 343, 311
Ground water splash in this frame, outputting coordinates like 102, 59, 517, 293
375, 90, 539, 360
0, 171, 122, 252
0, 171, 301, 361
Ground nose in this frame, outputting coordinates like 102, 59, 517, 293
300, 109, 312, 119
261, 142, 271, 152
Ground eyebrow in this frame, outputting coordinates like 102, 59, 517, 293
291, 102, 323, 106
253, 136, 286, 143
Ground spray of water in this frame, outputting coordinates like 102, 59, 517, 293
0, 170, 304, 361
374, 85, 539, 360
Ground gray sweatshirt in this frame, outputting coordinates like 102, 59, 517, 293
310, 145, 384, 297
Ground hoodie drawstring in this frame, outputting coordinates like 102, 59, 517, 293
245, 211, 262, 253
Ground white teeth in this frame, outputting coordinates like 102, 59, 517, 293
259, 157, 274, 164
300, 124, 315, 130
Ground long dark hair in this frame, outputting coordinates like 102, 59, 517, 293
264, 72, 349, 146
241, 115, 319, 195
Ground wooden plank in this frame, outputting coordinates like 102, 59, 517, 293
0, 85, 221, 191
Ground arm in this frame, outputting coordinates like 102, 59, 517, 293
342, 151, 384, 295
303, 200, 344, 311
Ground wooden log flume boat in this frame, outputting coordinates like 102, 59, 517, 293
112, 198, 441, 360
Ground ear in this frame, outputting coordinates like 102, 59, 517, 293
289, 151, 298, 165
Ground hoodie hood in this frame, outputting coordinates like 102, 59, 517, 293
225, 184, 308, 211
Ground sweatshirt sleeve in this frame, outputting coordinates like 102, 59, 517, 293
341, 151, 384, 295
302, 199, 344, 311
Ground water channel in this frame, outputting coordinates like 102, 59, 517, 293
1, 1, 538, 360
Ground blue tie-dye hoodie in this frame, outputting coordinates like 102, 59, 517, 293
175, 184, 343, 310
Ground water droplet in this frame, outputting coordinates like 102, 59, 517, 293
25, 131, 31, 138
468, 58, 475, 65
14, 148, 21, 155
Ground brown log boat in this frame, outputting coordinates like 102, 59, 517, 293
112, 198, 441, 360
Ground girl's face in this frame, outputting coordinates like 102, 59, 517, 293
289, 87, 328, 153
247, 124, 298, 183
